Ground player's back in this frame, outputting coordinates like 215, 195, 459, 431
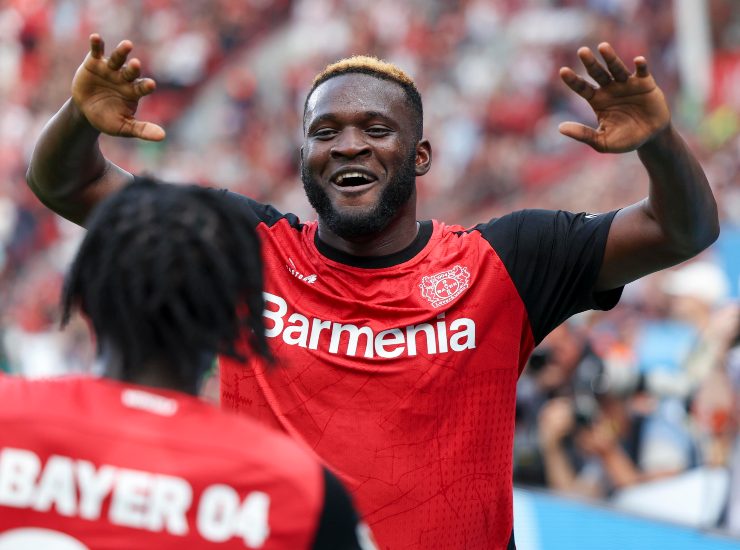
0, 375, 346, 550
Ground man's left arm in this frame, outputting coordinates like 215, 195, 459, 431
559, 43, 719, 292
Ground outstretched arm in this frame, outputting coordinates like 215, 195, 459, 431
26, 34, 164, 226
559, 43, 719, 292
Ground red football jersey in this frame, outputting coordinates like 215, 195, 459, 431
217, 195, 621, 549
0, 376, 334, 549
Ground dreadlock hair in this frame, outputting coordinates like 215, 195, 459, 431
304, 55, 424, 140
61, 177, 269, 387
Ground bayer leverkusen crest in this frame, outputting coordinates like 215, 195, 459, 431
419, 265, 471, 308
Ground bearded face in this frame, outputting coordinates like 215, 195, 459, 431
301, 147, 417, 240
300, 73, 429, 243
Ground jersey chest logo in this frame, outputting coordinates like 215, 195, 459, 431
419, 265, 471, 308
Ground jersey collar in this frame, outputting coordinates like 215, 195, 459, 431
314, 220, 433, 268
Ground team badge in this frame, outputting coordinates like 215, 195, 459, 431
419, 265, 471, 308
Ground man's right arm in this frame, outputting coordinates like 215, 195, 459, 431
26, 99, 132, 226
26, 34, 164, 226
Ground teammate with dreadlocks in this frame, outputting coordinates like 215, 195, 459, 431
27, 34, 719, 549
0, 180, 371, 549
61, 178, 268, 390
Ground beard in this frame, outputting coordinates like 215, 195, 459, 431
301, 149, 417, 240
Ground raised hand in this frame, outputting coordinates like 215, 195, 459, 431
72, 34, 165, 141
559, 42, 670, 153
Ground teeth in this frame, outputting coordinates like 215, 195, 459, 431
335, 172, 372, 183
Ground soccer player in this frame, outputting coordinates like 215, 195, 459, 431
26, 34, 719, 549
0, 181, 370, 549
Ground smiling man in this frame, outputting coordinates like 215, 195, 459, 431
300, 64, 427, 248
26, 35, 719, 550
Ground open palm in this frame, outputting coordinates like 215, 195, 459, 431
559, 43, 670, 153
72, 34, 165, 141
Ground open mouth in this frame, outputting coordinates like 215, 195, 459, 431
331, 171, 378, 188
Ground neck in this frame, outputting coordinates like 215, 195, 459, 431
128, 364, 199, 396
317, 201, 419, 257
100, 342, 202, 396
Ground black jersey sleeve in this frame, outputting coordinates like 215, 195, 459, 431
475, 209, 623, 344
133, 175, 301, 230
312, 468, 368, 550
215, 189, 303, 229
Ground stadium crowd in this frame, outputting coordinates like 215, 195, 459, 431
1, 0, 739, 534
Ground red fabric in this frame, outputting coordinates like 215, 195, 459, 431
0, 376, 324, 549
221, 219, 535, 550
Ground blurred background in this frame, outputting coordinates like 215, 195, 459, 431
0, 0, 738, 547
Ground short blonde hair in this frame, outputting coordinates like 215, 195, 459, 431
311, 55, 416, 89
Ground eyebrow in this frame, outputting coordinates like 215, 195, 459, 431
306, 110, 395, 132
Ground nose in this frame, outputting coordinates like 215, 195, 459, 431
330, 128, 371, 159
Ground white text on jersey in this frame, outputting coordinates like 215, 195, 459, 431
285, 258, 317, 284
0, 447, 270, 548
263, 292, 476, 358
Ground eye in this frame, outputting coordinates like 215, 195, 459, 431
366, 126, 392, 137
312, 128, 337, 140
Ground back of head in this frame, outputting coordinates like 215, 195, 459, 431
62, 178, 268, 386
305, 55, 424, 140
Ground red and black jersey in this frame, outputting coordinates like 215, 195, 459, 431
215, 192, 622, 550
0, 375, 367, 550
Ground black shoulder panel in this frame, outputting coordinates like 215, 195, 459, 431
213, 189, 303, 230
473, 209, 622, 344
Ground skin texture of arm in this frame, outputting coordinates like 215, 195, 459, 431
558, 43, 719, 292
26, 34, 163, 226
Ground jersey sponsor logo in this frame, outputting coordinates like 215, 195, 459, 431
286, 258, 317, 284
419, 264, 471, 308
0, 447, 270, 548
263, 292, 476, 358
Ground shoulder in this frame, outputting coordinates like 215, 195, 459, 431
469, 209, 619, 254
209, 189, 305, 229
472, 208, 614, 233
0, 375, 83, 407
132, 175, 304, 230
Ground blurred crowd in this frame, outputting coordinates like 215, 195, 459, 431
0, 0, 738, 535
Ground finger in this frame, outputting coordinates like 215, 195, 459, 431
558, 121, 603, 152
559, 67, 596, 101
90, 34, 104, 59
135, 121, 167, 141
121, 58, 141, 82
597, 42, 630, 83
120, 119, 166, 142
133, 77, 157, 97
107, 40, 133, 71
578, 46, 612, 87
634, 56, 649, 78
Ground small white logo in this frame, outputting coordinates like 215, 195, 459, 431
286, 258, 317, 284
419, 265, 471, 308
584, 213, 599, 219
121, 389, 178, 416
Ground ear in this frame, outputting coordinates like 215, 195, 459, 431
415, 139, 432, 176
